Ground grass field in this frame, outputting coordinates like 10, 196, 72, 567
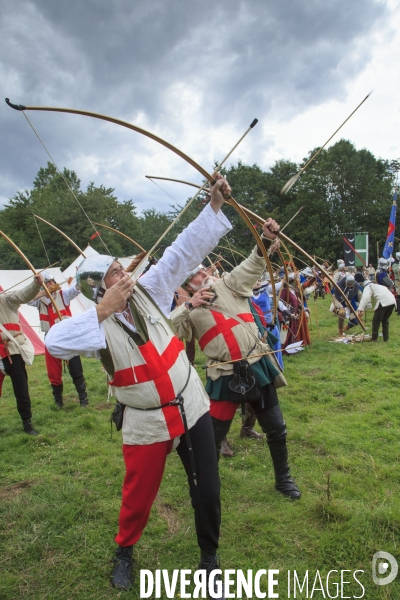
0, 296, 399, 599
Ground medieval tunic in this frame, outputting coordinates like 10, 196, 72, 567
46, 203, 232, 445
171, 244, 286, 420
28, 285, 80, 332
391, 261, 400, 294
29, 284, 84, 388
0, 280, 41, 365
0, 279, 41, 417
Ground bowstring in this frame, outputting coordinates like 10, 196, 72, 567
33, 215, 51, 265
21, 110, 112, 255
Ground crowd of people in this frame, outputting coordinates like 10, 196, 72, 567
0, 174, 398, 596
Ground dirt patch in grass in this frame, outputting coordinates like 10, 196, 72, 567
0, 480, 34, 500
95, 402, 112, 411
155, 498, 180, 536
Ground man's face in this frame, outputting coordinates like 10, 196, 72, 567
45, 279, 55, 287
187, 270, 217, 293
104, 261, 127, 288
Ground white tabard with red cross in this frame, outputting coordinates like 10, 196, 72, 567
102, 286, 210, 444
38, 291, 72, 332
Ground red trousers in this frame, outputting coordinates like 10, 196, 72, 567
115, 413, 221, 553
45, 348, 65, 386
115, 440, 173, 547
209, 399, 236, 421
45, 348, 84, 387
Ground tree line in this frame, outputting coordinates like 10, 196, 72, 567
0, 139, 398, 270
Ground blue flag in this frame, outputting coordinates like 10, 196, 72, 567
382, 190, 397, 259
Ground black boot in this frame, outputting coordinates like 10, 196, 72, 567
240, 404, 263, 439
22, 419, 39, 436
198, 552, 225, 599
110, 545, 134, 590
256, 405, 301, 500
75, 381, 88, 407
51, 384, 63, 408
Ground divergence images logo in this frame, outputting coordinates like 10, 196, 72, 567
372, 552, 398, 586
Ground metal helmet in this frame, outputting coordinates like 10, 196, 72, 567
182, 264, 206, 289
301, 267, 313, 277
378, 257, 388, 269
337, 259, 345, 268
347, 266, 356, 273
345, 274, 355, 285
41, 270, 55, 283
76, 254, 115, 303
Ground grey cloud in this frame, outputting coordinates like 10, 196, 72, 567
0, 0, 390, 211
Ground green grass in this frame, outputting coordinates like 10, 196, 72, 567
0, 297, 399, 599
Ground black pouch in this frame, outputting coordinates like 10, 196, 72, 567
110, 401, 126, 431
228, 360, 261, 404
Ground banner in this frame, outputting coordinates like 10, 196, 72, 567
343, 233, 369, 267
382, 190, 397, 259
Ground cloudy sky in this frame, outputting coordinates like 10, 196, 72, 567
1, 0, 399, 213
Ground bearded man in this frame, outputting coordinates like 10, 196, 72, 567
171, 221, 301, 500
45, 176, 231, 596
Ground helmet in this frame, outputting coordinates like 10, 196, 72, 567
301, 267, 313, 277
347, 266, 356, 273
182, 264, 206, 289
337, 259, 345, 268
41, 270, 56, 284
345, 274, 355, 285
76, 255, 115, 302
378, 257, 388, 269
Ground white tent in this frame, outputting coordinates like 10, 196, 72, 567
0, 268, 64, 352
0, 248, 150, 355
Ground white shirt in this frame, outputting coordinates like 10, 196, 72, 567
46, 203, 232, 360
358, 283, 396, 312
28, 284, 81, 308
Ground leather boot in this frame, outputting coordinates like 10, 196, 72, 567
198, 552, 225, 599
220, 438, 234, 458
75, 381, 88, 406
240, 405, 263, 439
256, 405, 301, 500
51, 384, 63, 408
22, 419, 39, 436
211, 416, 232, 460
110, 545, 134, 590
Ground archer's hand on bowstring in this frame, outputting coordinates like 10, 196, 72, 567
189, 286, 216, 308
210, 174, 231, 213
96, 274, 135, 323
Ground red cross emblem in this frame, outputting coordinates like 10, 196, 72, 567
198, 310, 254, 360
110, 336, 186, 438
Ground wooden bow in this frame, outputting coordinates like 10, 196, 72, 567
92, 222, 146, 253
33, 214, 86, 258
0, 230, 63, 320
145, 176, 278, 320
